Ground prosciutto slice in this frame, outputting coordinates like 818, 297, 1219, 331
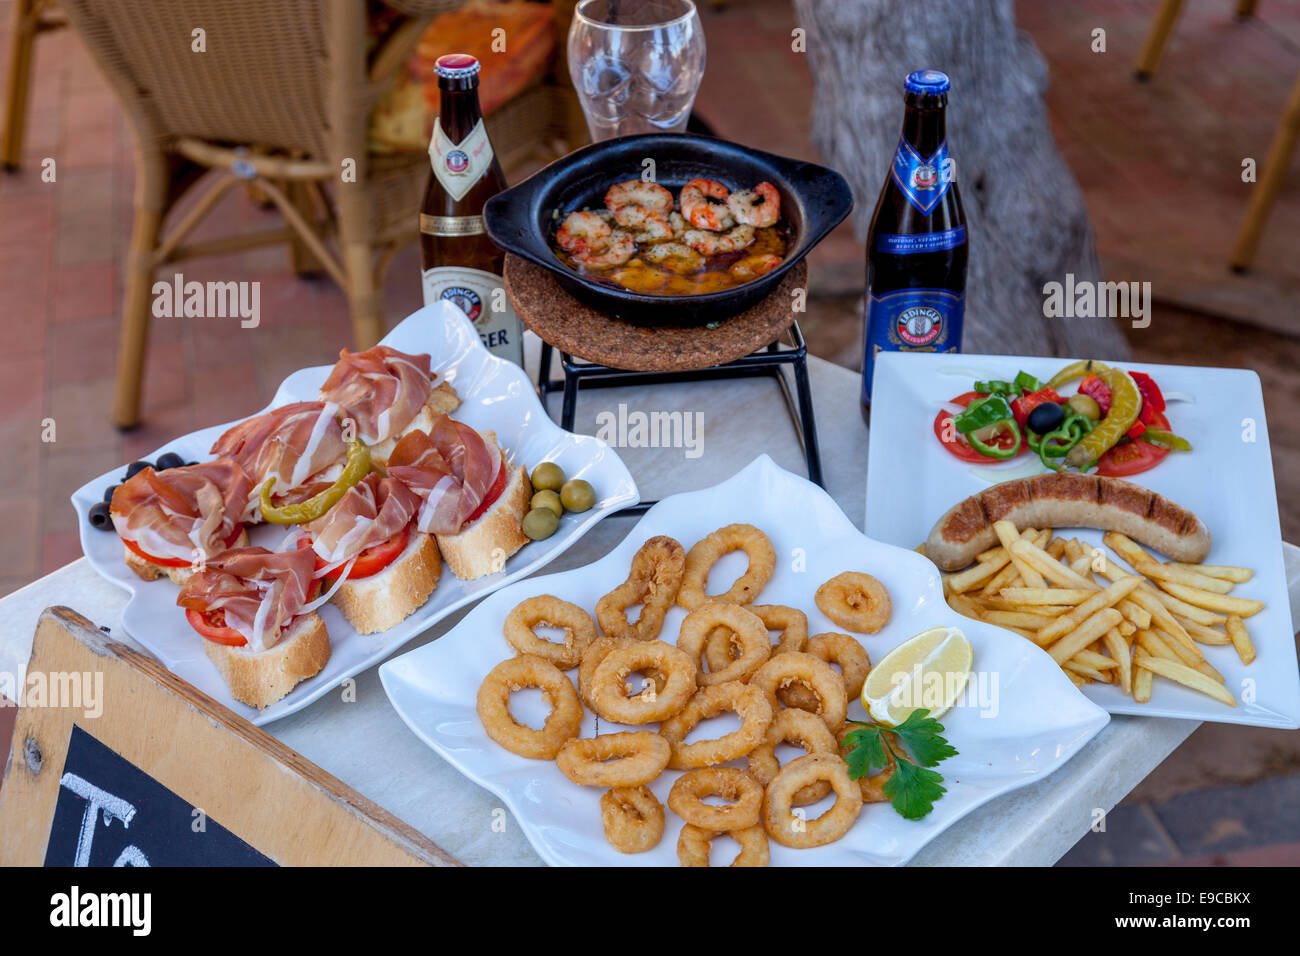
110, 458, 251, 562
386, 415, 502, 535
318, 346, 433, 444
177, 546, 317, 651
304, 473, 421, 564
210, 402, 347, 516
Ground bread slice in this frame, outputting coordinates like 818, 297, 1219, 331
435, 460, 531, 580
202, 611, 331, 709
123, 528, 251, 585
331, 530, 442, 634
369, 382, 462, 468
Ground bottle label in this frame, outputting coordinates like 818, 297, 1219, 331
429, 119, 493, 202
422, 265, 523, 366
890, 138, 953, 215
419, 213, 486, 237
875, 224, 966, 255
861, 287, 964, 402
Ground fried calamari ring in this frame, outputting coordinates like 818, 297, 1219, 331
600, 785, 665, 853
595, 535, 685, 641
815, 571, 892, 634
667, 767, 763, 830
556, 732, 671, 788
476, 655, 583, 759
587, 640, 697, 724
578, 635, 667, 709
703, 604, 808, 672
677, 824, 769, 867
750, 652, 847, 731
503, 595, 597, 669
778, 632, 871, 711
746, 708, 838, 806
761, 752, 864, 848
678, 523, 776, 610
677, 602, 770, 685
837, 725, 897, 803
659, 681, 773, 770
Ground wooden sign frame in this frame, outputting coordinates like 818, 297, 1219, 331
0, 607, 459, 867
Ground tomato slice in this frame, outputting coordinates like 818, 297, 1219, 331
123, 523, 244, 569
322, 524, 411, 581
933, 392, 1024, 463
185, 607, 246, 646
1096, 410, 1171, 477
466, 463, 508, 524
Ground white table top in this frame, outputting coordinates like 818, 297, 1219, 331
4, 333, 1298, 866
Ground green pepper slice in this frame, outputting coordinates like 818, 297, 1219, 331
967, 419, 1022, 459
259, 438, 372, 525
1014, 370, 1046, 394
1143, 428, 1192, 452
974, 380, 1014, 396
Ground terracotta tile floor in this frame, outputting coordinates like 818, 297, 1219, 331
1, 0, 1298, 863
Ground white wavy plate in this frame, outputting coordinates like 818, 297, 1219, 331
380, 455, 1109, 866
866, 351, 1300, 729
71, 302, 639, 725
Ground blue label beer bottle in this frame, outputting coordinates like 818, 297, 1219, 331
860, 70, 968, 419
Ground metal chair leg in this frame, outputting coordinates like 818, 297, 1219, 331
1230, 69, 1300, 271
1135, 0, 1184, 80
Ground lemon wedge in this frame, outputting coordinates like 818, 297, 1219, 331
861, 625, 972, 726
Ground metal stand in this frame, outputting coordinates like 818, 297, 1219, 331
535, 322, 824, 515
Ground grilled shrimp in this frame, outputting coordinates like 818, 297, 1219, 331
573, 229, 636, 268
727, 182, 781, 228
728, 253, 783, 280
683, 224, 755, 256
680, 179, 735, 231
605, 180, 674, 213
612, 204, 674, 242
556, 211, 613, 255
642, 241, 705, 274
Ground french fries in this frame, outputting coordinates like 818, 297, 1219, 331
932, 525, 1264, 709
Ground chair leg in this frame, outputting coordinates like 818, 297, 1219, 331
1, 0, 38, 169
1135, 0, 1184, 80
112, 208, 162, 427
286, 180, 325, 276
1230, 69, 1300, 271
341, 242, 384, 348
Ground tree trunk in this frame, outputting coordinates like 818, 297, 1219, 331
793, 0, 1132, 360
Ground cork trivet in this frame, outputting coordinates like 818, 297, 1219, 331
504, 255, 807, 372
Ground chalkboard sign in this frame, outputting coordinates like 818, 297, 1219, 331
45, 725, 274, 867
0, 607, 457, 867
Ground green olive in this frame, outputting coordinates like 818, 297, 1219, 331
521, 507, 559, 541
560, 478, 595, 513
1067, 394, 1102, 421
531, 489, 563, 518
530, 461, 566, 493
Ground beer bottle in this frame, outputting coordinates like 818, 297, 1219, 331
860, 70, 968, 418
420, 53, 524, 366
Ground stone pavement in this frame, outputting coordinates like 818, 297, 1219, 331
0, 0, 1296, 865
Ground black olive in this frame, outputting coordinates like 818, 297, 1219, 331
1027, 402, 1066, 435
103, 484, 119, 503
88, 501, 114, 530
124, 460, 151, 479
186, 461, 198, 467
155, 452, 185, 470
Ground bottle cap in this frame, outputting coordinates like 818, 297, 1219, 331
435, 54, 481, 79
904, 70, 950, 94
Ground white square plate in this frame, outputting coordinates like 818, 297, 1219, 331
866, 351, 1299, 729
71, 303, 639, 725
381, 455, 1109, 866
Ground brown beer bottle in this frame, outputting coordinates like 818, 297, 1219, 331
420, 53, 523, 366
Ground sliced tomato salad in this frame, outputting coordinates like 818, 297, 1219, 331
123, 523, 244, 569
1096, 410, 1171, 477
933, 392, 1025, 464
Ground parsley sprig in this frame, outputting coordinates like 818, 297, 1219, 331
842, 709, 958, 820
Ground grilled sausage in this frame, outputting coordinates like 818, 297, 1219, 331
925, 473, 1211, 571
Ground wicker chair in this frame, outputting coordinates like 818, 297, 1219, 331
57, 0, 579, 427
